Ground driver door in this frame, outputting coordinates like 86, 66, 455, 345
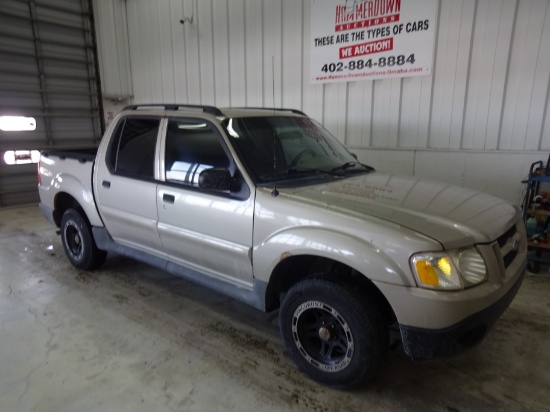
156, 118, 254, 287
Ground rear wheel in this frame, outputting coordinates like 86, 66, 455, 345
60, 209, 107, 270
280, 278, 388, 388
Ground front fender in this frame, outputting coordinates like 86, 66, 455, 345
53, 173, 103, 227
253, 227, 413, 286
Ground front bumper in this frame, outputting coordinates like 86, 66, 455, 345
373, 219, 527, 360
399, 270, 525, 360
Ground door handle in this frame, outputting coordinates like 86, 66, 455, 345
163, 193, 175, 204
102, 180, 111, 188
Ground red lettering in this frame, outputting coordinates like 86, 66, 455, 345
335, 13, 400, 32
339, 37, 394, 59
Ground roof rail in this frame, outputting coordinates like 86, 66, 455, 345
122, 103, 223, 116
234, 107, 308, 117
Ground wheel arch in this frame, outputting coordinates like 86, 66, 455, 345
264, 254, 397, 326
53, 192, 100, 229
52, 188, 102, 228
256, 227, 408, 322
53, 193, 81, 226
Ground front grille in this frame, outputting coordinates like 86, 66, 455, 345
496, 223, 521, 269
497, 225, 517, 248
503, 249, 518, 268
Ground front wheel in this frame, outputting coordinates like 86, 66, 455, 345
60, 209, 107, 270
279, 278, 388, 388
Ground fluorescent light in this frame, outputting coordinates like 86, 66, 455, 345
0, 116, 36, 131
3, 150, 41, 165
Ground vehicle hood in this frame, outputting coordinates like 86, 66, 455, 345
283, 172, 519, 249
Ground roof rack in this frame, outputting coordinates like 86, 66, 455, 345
233, 107, 308, 117
122, 104, 223, 116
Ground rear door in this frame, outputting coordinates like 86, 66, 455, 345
95, 115, 165, 256
156, 117, 254, 287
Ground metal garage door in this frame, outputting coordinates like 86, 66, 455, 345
0, 0, 103, 207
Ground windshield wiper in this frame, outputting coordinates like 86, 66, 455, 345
330, 162, 374, 173
330, 162, 357, 173
279, 167, 344, 177
277, 167, 344, 179
272, 164, 369, 182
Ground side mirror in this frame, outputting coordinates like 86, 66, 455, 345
199, 168, 232, 191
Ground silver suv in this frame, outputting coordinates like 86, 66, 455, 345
38, 104, 527, 388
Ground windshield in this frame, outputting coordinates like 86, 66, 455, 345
223, 116, 372, 185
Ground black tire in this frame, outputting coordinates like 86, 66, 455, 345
60, 209, 107, 270
280, 278, 388, 389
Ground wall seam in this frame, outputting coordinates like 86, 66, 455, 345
261, 0, 265, 106
537, 1, 550, 150
169, 1, 176, 101
210, 0, 216, 105
496, 0, 520, 150
397, 78, 403, 148
460, 0, 478, 150
427, 0, 444, 149
196, 0, 202, 104
243, 1, 248, 106
182, 0, 190, 103
300, 0, 305, 111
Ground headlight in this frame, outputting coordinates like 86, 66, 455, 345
411, 247, 487, 290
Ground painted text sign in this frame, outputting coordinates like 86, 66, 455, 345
310, 0, 437, 84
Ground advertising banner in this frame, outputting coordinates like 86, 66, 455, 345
310, 0, 438, 84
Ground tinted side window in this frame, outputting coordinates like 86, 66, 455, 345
108, 117, 159, 179
165, 119, 230, 187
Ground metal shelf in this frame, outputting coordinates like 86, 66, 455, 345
523, 160, 550, 272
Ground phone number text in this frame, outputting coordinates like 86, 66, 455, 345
321, 54, 416, 73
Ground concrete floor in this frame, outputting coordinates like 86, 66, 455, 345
0, 205, 549, 412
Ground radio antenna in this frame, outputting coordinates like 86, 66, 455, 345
271, 55, 279, 197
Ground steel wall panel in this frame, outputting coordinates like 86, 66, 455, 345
92, 0, 132, 99
212, 1, 230, 107
92, 0, 550, 204
109, 0, 548, 151
244, 1, 264, 107
501, 0, 549, 151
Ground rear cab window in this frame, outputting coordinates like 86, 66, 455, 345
107, 117, 160, 179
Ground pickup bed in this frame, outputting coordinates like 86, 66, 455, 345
38, 104, 527, 388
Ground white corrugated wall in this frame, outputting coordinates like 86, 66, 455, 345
93, 0, 550, 204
